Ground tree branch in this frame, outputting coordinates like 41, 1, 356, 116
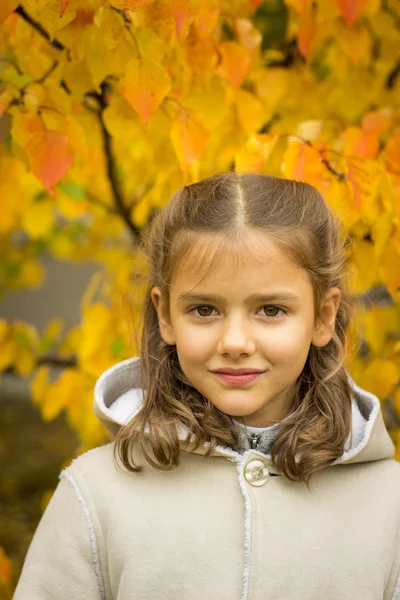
15, 6, 67, 52
93, 83, 141, 244
386, 59, 400, 89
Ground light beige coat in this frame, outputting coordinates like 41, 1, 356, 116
14, 357, 400, 599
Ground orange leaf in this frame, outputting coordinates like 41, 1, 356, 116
335, 0, 368, 25
194, 5, 220, 39
297, 10, 317, 60
25, 130, 74, 194
362, 110, 393, 135
285, 0, 313, 14
121, 57, 171, 123
110, 0, 154, 7
0, 90, 13, 115
170, 108, 209, 172
0, 0, 18, 24
218, 41, 251, 88
169, 0, 199, 38
345, 157, 380, 212
282, 140, 325, 184
235, 134, 279, 173
0, 547, 12, 584
343, 127, 379, 160
382, 133, 400, 175
60, 0, 69, 16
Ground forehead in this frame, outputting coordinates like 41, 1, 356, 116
170, 229, 311, 295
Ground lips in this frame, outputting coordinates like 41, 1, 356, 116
212, 369, 265, 375
213, 371, 264, 385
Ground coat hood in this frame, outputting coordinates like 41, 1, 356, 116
93, 357, 395, 466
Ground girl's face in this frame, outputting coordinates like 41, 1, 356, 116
151, 230, 340, 428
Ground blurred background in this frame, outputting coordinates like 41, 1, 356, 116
0, 0, 400, 596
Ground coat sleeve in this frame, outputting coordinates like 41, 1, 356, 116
13, 473, 105, 600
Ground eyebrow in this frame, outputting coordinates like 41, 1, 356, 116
176, 292, 301, 304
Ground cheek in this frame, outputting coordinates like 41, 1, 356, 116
175, 333, 206, 365
264, 324, 312, 361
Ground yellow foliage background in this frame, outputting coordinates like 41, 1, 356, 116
0, 0, 400, 589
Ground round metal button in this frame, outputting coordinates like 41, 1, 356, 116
244, 459, 269, 487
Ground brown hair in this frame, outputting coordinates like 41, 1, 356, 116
115, 172, 354, 485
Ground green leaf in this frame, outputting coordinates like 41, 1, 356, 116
15, 330, 29, 348
110, 338, 125, 358
58, 181, 86, 200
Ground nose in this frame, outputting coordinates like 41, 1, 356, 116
216, 316, 256, 357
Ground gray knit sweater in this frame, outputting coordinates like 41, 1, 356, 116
235, 421, 281, 455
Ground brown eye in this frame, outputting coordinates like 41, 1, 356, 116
262, 306, 282, 318
195, 306, 214, 317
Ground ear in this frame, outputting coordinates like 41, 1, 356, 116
312, 287, 341, 348
150, 286, 176, 346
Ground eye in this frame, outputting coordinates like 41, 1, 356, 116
259, 305, 286, 319
188, 305, 286, 319
190, 305, 216, 318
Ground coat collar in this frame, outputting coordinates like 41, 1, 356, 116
93, 356, 395, 467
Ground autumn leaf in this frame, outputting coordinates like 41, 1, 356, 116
297, 10, 318, 60
60, 0, 70, 16
358, 358, 399, 399
24, 129, 74, 194
121, 57, 171, 123
218, 41, 252, 88
169, 0, 199, 38
170, 107, 209, 173
109, 0, 154, 8
0, 546, 12, 584
335, 0, 368, 25
235, 134, 278, 173
0, 0, 18, 24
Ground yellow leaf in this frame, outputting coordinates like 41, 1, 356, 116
345, 157, 381, 213
131, 195, 153, 228
20, 199, 54, 238
19, 259, 45, 289
23, 83, 47, 114
41, 369, 84, 422
362, 306, 400, 354
0, 320, 10, 343
235, 134, 278, 173
253, 68, 289, 112
281, 140, 324, 183
370, 213, 395, 258
170, 107, 209, 172
0, 0, 18, 24
379, 239, 400, 298
285, 0, 313, 13
43, 318, 64, 342
110, 0, 154, 8
63, 60, 95, 99
343, 126, 379, 159
0, 337, 16, 371
169, 0, 199, 38
347, 238, 380, 294
31, 366, 51, 406
14, 348, 36, 375
359, 359, 399, 399
218, 41, 251, 88
234, 89, 265, 136
336, 22, 372, 66
120, 57, 171, 123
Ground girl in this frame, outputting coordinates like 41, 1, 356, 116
15, 173, 400, 600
